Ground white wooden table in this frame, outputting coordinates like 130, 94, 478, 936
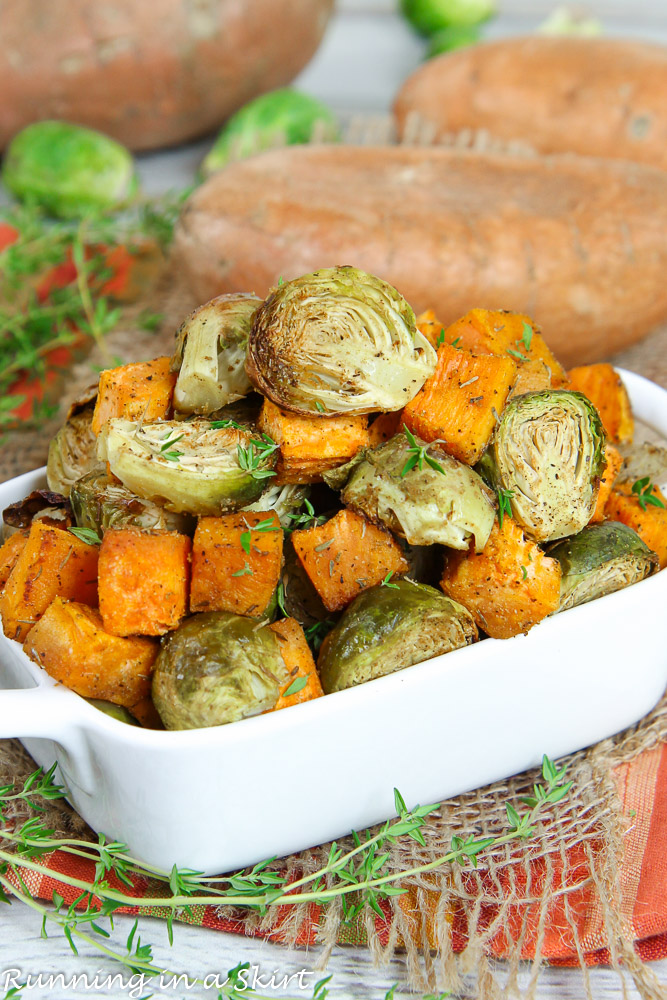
4, 1, 667, 995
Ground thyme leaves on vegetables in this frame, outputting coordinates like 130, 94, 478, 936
68, 527, 101, 546
632, 476, 666, 512
496, 487, 515, 528
401, 427, 448, 478
237, 435, 279, 481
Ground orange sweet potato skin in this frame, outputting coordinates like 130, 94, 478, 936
567, 364, 634, 444
173, 145, 667, 367
0, 522, 98, 642
24, 598, 158, 709
604, 483, 667, 569
98, 527, 191, 636
269, 617, 324, 711
0, 530, 29, 590
590, 445, 623, 524
92, 356, 175, 434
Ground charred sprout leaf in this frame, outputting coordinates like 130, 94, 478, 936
171, 294, 262, 415
548, 521, 658, 612
3, 490, 72, 530
152, 612, 288, 730
70, 467, 193, 535
246, 266, 437, 416
631, 476, 666, 512
485, 390, 605, 542
46, 387, 99, 497
318, 581, 477, 693
97, 419, 277, 516
342, 433, 495, 550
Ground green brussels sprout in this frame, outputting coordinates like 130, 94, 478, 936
548, 521, 658, 612
97, 418, 277, 516
341, 433, 495, 550
2, 121, 138, 219
484, 390, 605, 542
426, 24, 481, 56
243, 483, 310, 529
401, 0, 496, 35
200, 89, 340, 178
318, 580, 477, 693
70, 467, 193, 536
152, 612, 288, 730
46, 386, 99, 497
171, 294, 262, 415
86, 699, 139, 726
246, 267, 437, 416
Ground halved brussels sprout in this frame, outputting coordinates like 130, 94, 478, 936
97, 419, 277, 516
341, 433, 495, 550
171, 294, 262, 415
3, 489, 73, 533
548, 521, 658, 612
246, 267, 437, 416
485, 390, 605, 542
243, 483, 309, 529
70, 467, 193, 535
152, 612, 288, 730
318, 580, 477, 693
46, 385, 98, 496
618, 442, 667, 491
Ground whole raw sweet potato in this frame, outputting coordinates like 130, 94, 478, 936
173, 146, 667, 366
0, 0, 333, 152
394, 37, 667, 171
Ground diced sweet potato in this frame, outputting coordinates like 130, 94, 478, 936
258, 399, 369, 484
440, 518, 561, 639
99, 527, 191, 636
368, 411, 404, 448
91, 356, 176, 434
24, 598, 158, 709
604, 482, 667, 568
0, 531, 29, 590
509, 358, 554, 398
402, 344, 517, 465
190, 511, 283, 617
416, 308, 446, 350
590, 444, 623, 524
444, 309, 568, 386
269, 617, 324, 711
292, 509, 408, 612
567, 363, 634, 444
0, 522, 98, 642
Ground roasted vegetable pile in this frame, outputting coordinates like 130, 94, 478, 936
1, 268, 665, 731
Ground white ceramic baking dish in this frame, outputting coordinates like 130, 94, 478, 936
0, 368, 666, 876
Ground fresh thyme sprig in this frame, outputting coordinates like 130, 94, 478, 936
632, 476, 666, 512
68, 526, 102, 546
287, 498, 328, 533
496, 487, 515, 528
401, 427, 447, 477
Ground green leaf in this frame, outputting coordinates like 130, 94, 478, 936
521, 321, 533, 352
283, 675, 308, 698
505, 803, 521, 829
542, 754, 557, 785
393, 788, 408, 816
68, 526, 101, 546
240, 530, 251, 555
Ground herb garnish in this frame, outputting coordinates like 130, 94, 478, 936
632, 476, 666, 512
283, 675, 308, 698
68, 527, 101, 546
380, 572, 400, 589
237, 435, 279, 480
400, 427, 447, 477
496, 487, 515, 528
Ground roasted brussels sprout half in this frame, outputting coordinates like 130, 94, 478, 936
341, 433, 495, 550
243, 483, 309, 529
318, 580, 477, 693
618, 442, 667, 490
484, 390, 605, 542
46, 385, 98, 496
86, 699, 140, 726
97, 419, 277, 516
3, 490, 73, 532
548, 522, 658, 612
171, 294, 262, 415
246, 267, 437, 416
70, 467, 193, 535
152, 612, 288, 730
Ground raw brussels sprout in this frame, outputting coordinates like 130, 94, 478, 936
86, 699, 139, 726
152, 612, 288, 730
548, 522, 658, 612
341, 433, 495, 550
246, 267, 437, 416
171, 294, 262, 415
243, 483, 310, 529
2, 121, 138, 219
200, 89, 340, 177
427, 24, 482, 55
401, 0, 496, 34
97, 418, 277, 516
318, 580, 477, 693
70, 467, 193, 535
46, 385, 99, 496
484, 390, 605, 543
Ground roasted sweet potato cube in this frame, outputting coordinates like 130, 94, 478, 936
269, 617, 324, 711
190, 511, 283, 617
24, 598, 158, 709
590, 445, 623, 524
567, 364, 634, 444
368, 412, 404, 448
0, 522, 98, 642
604, 482, 667, 568
292, 509, 409, 612
440, 518, 561, 639
416, 308, 446, 350
403, 344, 517, 465
99, 527, 191, 636
91, 356, 176, 434
0, 530, 29, 590
508, 358, 554, 398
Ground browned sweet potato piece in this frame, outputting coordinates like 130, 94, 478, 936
402, 344, 517, 465
269, 617, 324, 711
590, 444, 623, 524
257, 399, 369, 484
509, 358, 554, 398
98, 527, 191, 636
190, 511, 283, 617
441, 518, 561, 639
368, 412, 404, 448
0, 522, 98, 642
292, 509, 408, 612
416, 308, 446, 350
0, 531, 29, 590
604, 482, 667, 568
567, 364, 633, 444
91, 356, 176, 434
24, 598, 158, 709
